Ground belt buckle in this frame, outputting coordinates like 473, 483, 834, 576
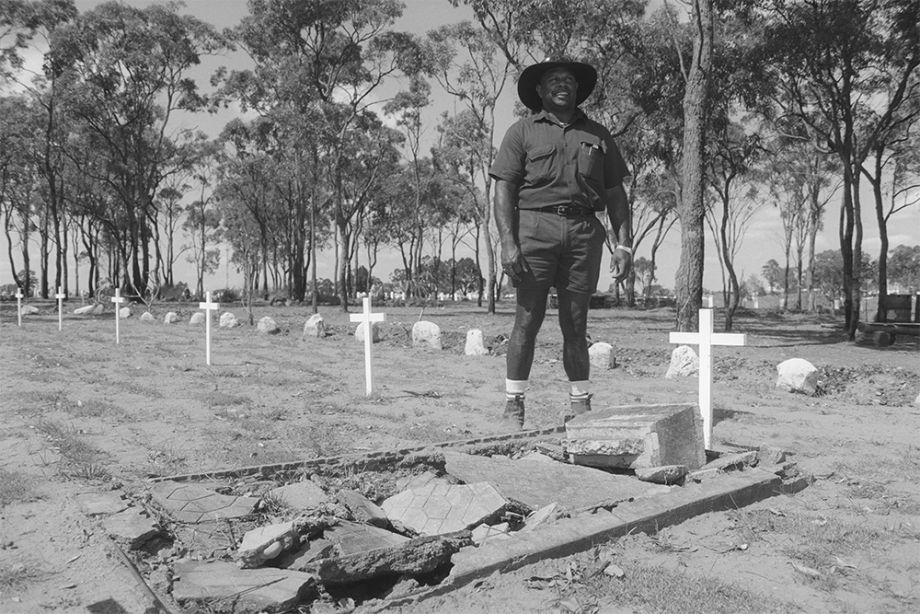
554, 205, 567, 216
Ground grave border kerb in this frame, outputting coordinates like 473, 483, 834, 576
148, 426, 566, 484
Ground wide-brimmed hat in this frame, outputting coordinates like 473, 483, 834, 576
517, 59, 598, 112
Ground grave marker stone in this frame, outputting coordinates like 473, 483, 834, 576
349, 297, 385, 395
55, 286, 65, 331
111, 288, 125, 344
668, 308, 745, 449
198, 291, 219, 365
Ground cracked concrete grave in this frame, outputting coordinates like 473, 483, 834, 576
117, 405, 810, 613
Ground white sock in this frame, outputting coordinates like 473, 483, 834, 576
570, 380, 590, 398
506, 379, 527, 397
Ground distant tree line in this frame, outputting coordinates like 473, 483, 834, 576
2, 0, 917, 335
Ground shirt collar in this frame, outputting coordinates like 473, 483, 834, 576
530, 108, 587, 126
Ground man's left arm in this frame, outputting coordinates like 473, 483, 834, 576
606, 184, 632, 282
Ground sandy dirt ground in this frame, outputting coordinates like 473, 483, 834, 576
1, 299, 918, 614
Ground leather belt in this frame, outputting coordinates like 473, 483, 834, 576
533, 204, 596, 218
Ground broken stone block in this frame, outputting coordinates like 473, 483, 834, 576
666, 345, 699, 378
101, 508, 161, 549
589, 342, 615, 370
237, 521, 299, 569
443, 451, 669, 511
278, 538, 336, 571
395, 471, 441, 492
412, 321, 442, 350
689, 450, 759, 481
776, 358, 819, 395
464, 329, 488, 356
565, 404, 706, 471
74, 305, 95, 315
150, 481, 258, 523
757, 446, 788, 465
307, 531, 472, 583
381, 481, 507, 536
471, 523, 511, 545
520, 503, 566, 533
336, 490, 389, 528
268, 481, 329, 510
172, 560, 316, 613
635, 465, 688, 485
324, 519, 409, 555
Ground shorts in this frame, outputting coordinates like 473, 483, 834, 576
514, 208, 606, 294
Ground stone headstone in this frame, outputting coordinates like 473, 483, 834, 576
74, 305, 95, 315
354, 321, 380, 343
140, 311, 155, 322
464, 329, 488, 356
219, 312, 240, 328
666, 345, 699, 378
589, 342, 615, 370
303, 314, 325, 338
172, 560, 315, 612
118, 306, 131, 319
776, 358, 819, 395
21, 305, 39, 315
411, 321, 442, 350
188, 312, 205, 326
565, 403, 706, 471
164, 311, 179, 324
258, 316, 280, 334
381, 481, 507, 536
443, 451, 669, 511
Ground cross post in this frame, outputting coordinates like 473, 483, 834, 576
349, 297, 386, 395
111, 288, 125, 344
15, 288, 23, 327
198, 291, 220, 365
669, 308, 746, 449
55, 286, 65, 331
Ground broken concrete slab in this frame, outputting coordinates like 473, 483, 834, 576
688, 450, 759, 481
307, 531, 472, 584
565, 404, 705, 470
279, 538, 336, 571
76, 491, 128, 517
443, 451, 669, 511
237, 521, 299, 568
336, 489, 390, 528
268, 481, 329, 510
100, 508, 160, 549
635, 465, 687, 485
172, 559, 316, 613
381, 481, 508, 536
395, 470, 442, 492
150, 481, 258, 523
323, 520, 409, 555
471, 523, 511, 545
437, 468, 784, 599
520, 503, 567, 533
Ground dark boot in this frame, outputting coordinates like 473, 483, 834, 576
502, 394, 525, 430
562, 393, 592, 424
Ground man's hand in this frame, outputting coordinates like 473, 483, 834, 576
501, 245, 528, 285
610, 247, 632, 282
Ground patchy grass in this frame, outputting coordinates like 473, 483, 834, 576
0, 560, 45, 592
0, 468, 33, 506
63, 398, 128, 421
33, 420, 111, 481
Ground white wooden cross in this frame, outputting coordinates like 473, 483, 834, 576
15, 288, 23, 327
111, 288, 125, 344
669, 308, 746, 449
349, 297, 386, 395
198, 291, 219, 365
55, 286, 65, 331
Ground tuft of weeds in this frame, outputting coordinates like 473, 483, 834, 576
64, 398, 128, 421
33, 420, 110, 481
0, 560, 46, 591
0, 468, 33, 507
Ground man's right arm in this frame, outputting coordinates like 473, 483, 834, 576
494, 179, 527, 283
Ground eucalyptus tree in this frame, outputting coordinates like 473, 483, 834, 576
759, 0, 920, 337
48, 1, 224, 297
226, 0, 421, 310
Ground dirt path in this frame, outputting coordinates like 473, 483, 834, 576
1, 302, 918, 613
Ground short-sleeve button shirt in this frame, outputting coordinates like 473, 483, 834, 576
490, 109, 629, 211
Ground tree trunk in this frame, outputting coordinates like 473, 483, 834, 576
674, 0, 713, 332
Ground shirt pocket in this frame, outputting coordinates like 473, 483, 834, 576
577, 139, 605, 185
525, 144, 557, 185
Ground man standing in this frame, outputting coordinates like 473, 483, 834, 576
490, 59, 632, 429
